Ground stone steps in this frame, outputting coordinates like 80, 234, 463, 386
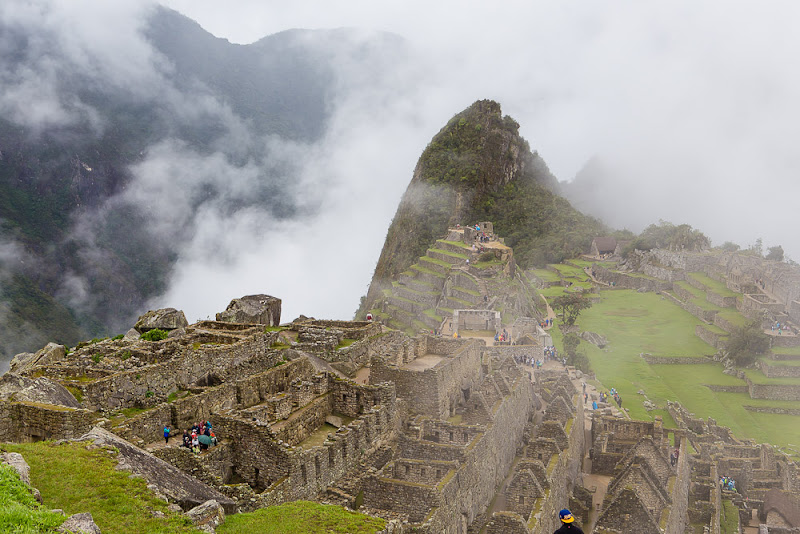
393, 284, 439, 307
434, 239, 472, 255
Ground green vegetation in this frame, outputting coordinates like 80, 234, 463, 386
363, 100, 604, 314
622, 221, 710, 257
551, 293, 593, 326
720, 499, 740, 534
140, 329, 168, 342
2, 442, 196, 533
217, 501, 385, 534
565, 289, 800, 450
725, 320, 769, 366
0, 462, 65, 533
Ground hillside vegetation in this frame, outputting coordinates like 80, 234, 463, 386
363, 100, 604, 312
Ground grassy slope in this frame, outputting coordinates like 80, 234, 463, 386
217, 501, 385, 534
564, 288, 800, 451
2, 442, 197, 534
0, 463, 64, 534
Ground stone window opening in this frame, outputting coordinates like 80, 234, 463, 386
449, 431, 454, 441
301, 464, 307, 484
519, 496, 524, 505
421, 467, 426, 476
328, 447, 335, 468
315, 456, 321, 479
405, 465, 410, 475
436, 469, 442, 478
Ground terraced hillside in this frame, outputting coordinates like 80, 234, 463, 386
368, 232, 541, 335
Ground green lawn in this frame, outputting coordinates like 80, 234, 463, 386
772, 346, 800, 356
217, 501, 385, 534
565, 289, 800, 451
2, 442, 197, 534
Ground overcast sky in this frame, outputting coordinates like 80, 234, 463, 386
7, 1, 800, 326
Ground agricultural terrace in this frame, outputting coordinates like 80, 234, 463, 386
554, 287, 800, 454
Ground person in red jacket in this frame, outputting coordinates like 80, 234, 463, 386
553, 509, 583, 533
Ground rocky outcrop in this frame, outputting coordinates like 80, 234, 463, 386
216, 294, 281, 326
581, 330, 608, 348
134, 308, 189, 333
56, 512, 101, 534
9, 343, 66, 374
187, 499, 226, 532
78, 427, 236, 513
0, 373, 81, 408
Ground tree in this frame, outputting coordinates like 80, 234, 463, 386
719, 241, 740, 252
766, 245, 785, 262
562, 332, 590, 372
749, 238, 763, 257
725, 320, 769, 367
551, 293, 593, 326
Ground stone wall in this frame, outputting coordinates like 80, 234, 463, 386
696, 325, 728, 350
665, 440, 691, 534
370, 339, 483, 420
747, 381, 800, 401
593, 265, 672, 292
707, 291, 738, 309
80, 332, 281, 410
0, 400, 95, 442
531, 397, 586, 534
422, 376, 538, 533
642, 263, 686, 282
759, 361, 800, 379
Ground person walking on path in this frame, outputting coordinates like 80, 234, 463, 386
163, 425, 171, 444
553, 509, 584, 533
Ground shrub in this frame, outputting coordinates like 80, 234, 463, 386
111, 334, 124, 340
91, 353, 102, 364
140, 329, 168, 342
725, 320, 769, 367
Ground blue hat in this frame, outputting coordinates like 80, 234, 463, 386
559, 509, 574, 523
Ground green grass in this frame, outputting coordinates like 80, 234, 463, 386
436, 239, 471, 249
217, 501, 385, 533
720, 499, 739, 534
410, 264, 446, 278
0, 462, 65, 533
742, 369, 800, 385
428, 248, 468, 260
687, 272, 739, 298
759, 357, 800, 367
568, 289, 800, 450
530, 269, 561, 283
423, 309, 443, 322
771, 346, 800, 356
2, 442, 197, 534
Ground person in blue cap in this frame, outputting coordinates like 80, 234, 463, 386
554, 509, 583, 533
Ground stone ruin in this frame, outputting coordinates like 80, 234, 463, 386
2, 289, 799, 533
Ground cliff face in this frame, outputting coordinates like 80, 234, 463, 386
363, 100, 601, 311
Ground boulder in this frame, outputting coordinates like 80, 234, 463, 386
0, 373, 82, 408
134, 308, 188, 333
216, 295, 281, 326
1, 452, 31, 485
9, 343, 66, 374
57, 512, 101, 534
123, 328, 140, 340
8, 352, 35, 374
581, 331, 608, 348
187, 499, 225, 532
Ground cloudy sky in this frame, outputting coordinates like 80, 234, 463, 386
158, 1, 800, 320
6, 1, 800, 326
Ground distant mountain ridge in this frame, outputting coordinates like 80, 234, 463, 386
0, 5, 403, 368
